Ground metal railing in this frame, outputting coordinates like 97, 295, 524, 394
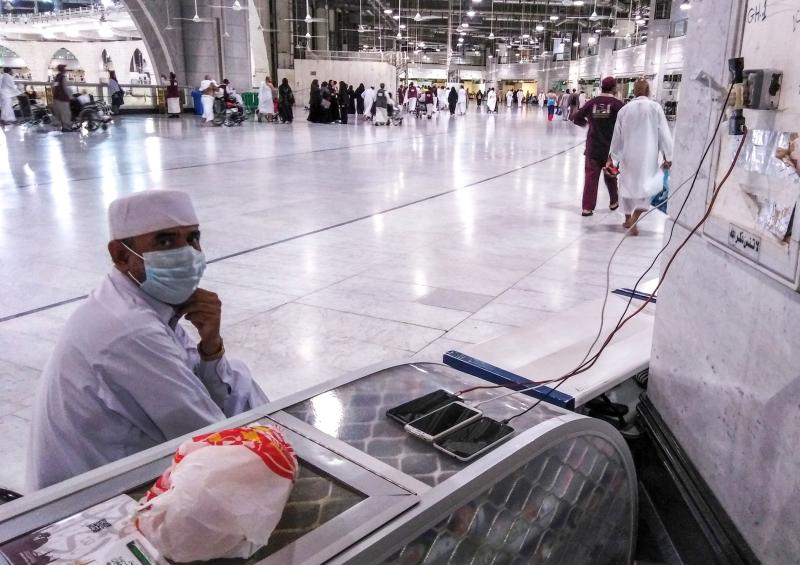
0, 4, 122, 25
12, 80, 196, 112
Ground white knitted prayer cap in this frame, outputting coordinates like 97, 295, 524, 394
108, 190, 199, 240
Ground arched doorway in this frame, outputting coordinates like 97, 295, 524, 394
49, 48, 85, 82
129, 47, 152, 84
100, 49, 114, 76
0, 44, 31, 80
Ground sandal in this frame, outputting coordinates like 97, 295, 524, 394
581, 210, 594, 217
610, 202, 619, 211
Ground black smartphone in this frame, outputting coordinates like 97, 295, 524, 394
433, 417, 515, 461
404, 402, 482, 442
386, 389, 462, 425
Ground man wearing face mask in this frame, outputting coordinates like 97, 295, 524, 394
27, 190, 268, 490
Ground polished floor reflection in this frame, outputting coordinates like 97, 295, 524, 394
0, 108, 666, 492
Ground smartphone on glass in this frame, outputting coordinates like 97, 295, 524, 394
404, 402, 482, 442
433, 417, 515, 462
386, 389, 461, 425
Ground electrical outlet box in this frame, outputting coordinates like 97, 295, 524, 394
744, 68, 781, 110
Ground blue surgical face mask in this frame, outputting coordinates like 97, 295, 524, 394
123, 243, 206, 305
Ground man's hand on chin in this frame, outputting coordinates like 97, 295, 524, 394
178, 288, 223, 356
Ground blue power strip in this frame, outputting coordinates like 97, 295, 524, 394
443, 350, 575, 410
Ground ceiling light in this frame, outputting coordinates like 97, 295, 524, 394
305, 31, 311, 38
393, 14, 400, 20
304, 13, 312, 23
384, 8, 392, 14
589, 10, 599, 21
462, 22, 469, 27
535, 24, 544, 31
488, 53, 493, 58
595, 28, 601, 33
232, 0, 242, 11
399, 23, 406, 29
458, 37, 464, 42
460, 31, 466, 36
573, 40, 580, 46
396, 31, 402, 39
488, 31, 494, 39
588, 36, 597, 44
467, 10, 475, 17
680, 1, 691, 9
193, 13, 201, 23
414, 11, 422, 21
550, 15, 558, 20
573, 0, 585, 5
522, 33, 530, 38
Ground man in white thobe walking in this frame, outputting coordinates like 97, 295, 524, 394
28, 190, 268, 490
0, 67, 19, 125
609, 79, 674, 235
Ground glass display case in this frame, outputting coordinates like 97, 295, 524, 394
0, 362, 638, 564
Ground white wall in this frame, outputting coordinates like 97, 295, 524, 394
649, 1, 800, 562
0, 38, 153, 83
292, 59, 397, 101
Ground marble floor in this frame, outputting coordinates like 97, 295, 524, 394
0, 107, 666, 492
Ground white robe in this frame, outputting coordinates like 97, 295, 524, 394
258, 81, 274, 114
437, 89, 448, 110
487, 91, 497, 112
579, 92, 587, 107
457, 89, 467, 114
506, 91, 513, 108
0, 73, 19, 123
28, 268, 268, 490
362, 88, 375, 116
609, 96, 674, 214
407, 96, 417, 112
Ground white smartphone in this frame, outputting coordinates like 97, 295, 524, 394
404, 402, 482, 442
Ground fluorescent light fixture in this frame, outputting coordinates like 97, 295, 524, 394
467, 9, 475, 17
414, 11, 422, 21
589, 10, 599, 21
535, 24, 544, 31
462, 22, 469, 27
384, 8, 392, 14
573, 40, 580, 46
595, 28, 601, 33
460, 31, 466, 36
680, 1, 691, 9
573, 0, 585, 5
522, 33, 530, 38
549, 15, 558, 20
393, 14, 400, 20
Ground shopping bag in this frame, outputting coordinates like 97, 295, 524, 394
136, 426, 297, 562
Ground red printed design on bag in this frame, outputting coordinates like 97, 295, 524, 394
143, 426, 297, 502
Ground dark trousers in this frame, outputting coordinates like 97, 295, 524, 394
547, 106, 555, 121
583, 156, 619, 211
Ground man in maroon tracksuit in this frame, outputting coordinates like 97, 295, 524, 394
572, 76, 624, 216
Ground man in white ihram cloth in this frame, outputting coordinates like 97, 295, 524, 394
608, 79, 673, 235
28, 190, 268, 490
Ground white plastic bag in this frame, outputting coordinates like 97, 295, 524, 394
136, 426, 297, 562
